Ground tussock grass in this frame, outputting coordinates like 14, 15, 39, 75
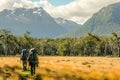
0, 56, 120, 80
82, 61, 91, 65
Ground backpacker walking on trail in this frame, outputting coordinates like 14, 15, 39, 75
20, 49, 28, 71
28, 48, 39, 75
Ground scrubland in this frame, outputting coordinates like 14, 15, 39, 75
0, 56, 120, 80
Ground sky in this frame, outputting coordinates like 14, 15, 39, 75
31, 0, 74, 6
0, 0, 120, 24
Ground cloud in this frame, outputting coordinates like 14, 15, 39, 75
42, 0, 120, 24
0, 0, 120, 24
0, 0, 40, 10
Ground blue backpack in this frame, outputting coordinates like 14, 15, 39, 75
21, 49, 27, 60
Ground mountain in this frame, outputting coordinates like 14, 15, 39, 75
65, 2, 120, 37
0, 7, 67, 38
55, 18, 81, 32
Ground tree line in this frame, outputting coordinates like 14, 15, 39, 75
0, 29, 119, 56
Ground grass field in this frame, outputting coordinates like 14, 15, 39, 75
0, 56, 120, 80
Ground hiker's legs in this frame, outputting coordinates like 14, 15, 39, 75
22, 60, 27, 71
30, 64, 33, 75
30, 63, 36, 75
33, 64, 36, 74
30, 63, 34, 75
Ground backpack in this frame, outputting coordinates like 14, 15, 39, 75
29, 48, 37, 64
21, 49, 27, 60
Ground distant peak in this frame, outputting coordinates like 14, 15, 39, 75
55, 18, 67, 24
34, 7, 44, 10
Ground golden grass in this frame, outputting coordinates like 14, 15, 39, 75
0, 56, 120, 80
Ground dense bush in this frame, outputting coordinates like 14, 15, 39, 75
0, 29, 119, 56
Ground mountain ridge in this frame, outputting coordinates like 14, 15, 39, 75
55, 18, 81, 32
0, 7, 81, 38
63, 2, 120, 37
0, 7, 67, 38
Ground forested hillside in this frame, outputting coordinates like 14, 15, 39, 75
0, 29, 119, 56
64, 2, 120, 37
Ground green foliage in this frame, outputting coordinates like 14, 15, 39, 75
35, 74, 42, 80
0, 29, 119, 56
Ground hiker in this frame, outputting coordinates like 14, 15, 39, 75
20, 49, 28, 71
28, 48, 39, 75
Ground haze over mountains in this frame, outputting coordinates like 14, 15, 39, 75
0, 7, 80, 38
0, 2, 120, 38
65, 2, 120, 37
55, 18, 81, 32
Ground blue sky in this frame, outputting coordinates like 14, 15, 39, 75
31, 0, 74, 6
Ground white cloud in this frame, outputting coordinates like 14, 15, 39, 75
0, 0, 39, 10
0, 0, 120, 24
42, 0, 120, 24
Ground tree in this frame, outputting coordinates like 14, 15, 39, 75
0, 29, 15, 55
111, 32, 120, 57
